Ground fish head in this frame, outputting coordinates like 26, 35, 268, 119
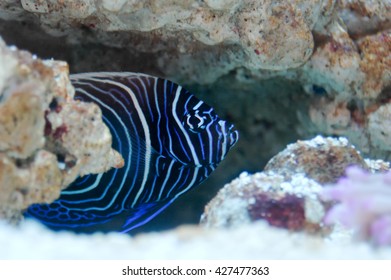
165, 88, 239, 168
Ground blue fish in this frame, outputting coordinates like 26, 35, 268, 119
26, 72, 238, 232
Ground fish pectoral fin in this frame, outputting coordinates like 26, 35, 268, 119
121, 199, 175, 233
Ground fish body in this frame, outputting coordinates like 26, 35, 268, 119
27, 72, 238, 232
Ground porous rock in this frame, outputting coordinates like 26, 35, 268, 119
339, 0, 391, 37
368, 103, 391, 153
201, 136, 389, 235
0, 37, 124, 222
299, 27, 391, 158
264, 136, 368, 183
201, 171, 326, 233
0, 0, 334, 83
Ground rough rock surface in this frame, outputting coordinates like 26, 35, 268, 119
201, 171, 327, 232
264, 136, 368, 183
1, 220, 391, 259
0, 38, 123, 222
0, 0, 330, 83
339, 0, 391, 37
301, 28, 391, 158
201, 136, 390, 235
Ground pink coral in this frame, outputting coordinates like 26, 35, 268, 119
322, 166, 391, 246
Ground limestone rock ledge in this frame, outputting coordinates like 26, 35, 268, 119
0, 0, 335, 83
0, 38, 124, 222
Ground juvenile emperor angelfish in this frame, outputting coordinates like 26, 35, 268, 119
27, 72, 238, 232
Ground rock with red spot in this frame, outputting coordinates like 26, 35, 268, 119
248, 194, 306, 231
201, 136, 388, 235
201, 171, 326, 233
46, 99, 124, 185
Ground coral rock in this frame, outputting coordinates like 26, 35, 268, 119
201, 171, 326, 233
368, 103, 391, 152
339, 0, 391, 37
45, 99, 124, 185
301, 26, 391, 158
0, 37, 123, 222
0, 151, 61, 224
0, 82, 45, 159
0, 0, 335, 83
201, 136, 386, 235
264, 136, 368, 183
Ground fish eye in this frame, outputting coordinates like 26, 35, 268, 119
183, 110, 211, 133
